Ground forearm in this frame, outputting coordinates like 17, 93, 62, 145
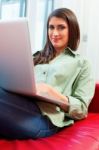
49, 87, 69, 112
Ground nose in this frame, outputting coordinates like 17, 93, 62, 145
53, 28, 59, 36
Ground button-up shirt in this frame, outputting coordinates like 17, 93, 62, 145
34, 48, 95, 127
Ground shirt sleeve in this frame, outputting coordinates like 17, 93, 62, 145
66, 59, 95, 120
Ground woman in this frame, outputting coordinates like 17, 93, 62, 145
0, 8, 95, 139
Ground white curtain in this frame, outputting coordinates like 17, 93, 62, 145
27, 0, 53, 53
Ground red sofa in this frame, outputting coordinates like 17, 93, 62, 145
0, 84, 99, 150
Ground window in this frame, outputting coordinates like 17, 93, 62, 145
35, 0, 53, 50
27, 0, 54, 52
0, 0, 27, 20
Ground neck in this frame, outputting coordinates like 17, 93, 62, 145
55, 48, 64, 56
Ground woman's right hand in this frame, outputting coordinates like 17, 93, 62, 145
36, 83, 69, 112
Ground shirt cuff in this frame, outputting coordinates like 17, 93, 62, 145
66, 96, 87, 120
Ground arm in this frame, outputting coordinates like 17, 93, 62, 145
36, 83, 69, 112
66, 59, 95, 120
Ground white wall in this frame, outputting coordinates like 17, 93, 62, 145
84, 0, 99, 81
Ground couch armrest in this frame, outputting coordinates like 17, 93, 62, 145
89, 83, 99, 113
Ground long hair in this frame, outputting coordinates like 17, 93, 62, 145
34, 8, 80, 65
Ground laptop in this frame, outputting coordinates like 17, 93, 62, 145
0, 18, 61, 105
0, 18, 37, 96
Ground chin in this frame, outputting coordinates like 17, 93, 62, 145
52, 44, 60, 48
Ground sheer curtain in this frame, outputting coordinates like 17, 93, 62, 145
27, 0, 53, 53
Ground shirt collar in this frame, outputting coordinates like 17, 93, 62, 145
64, 47, 79, 56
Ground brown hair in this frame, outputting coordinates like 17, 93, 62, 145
34, 8, 80, 65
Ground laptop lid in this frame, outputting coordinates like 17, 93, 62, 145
0, 18, 36, 96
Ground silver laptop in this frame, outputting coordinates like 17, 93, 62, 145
0, 18, 62, 105
0, 18, 37, 96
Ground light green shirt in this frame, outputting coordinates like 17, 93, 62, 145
34, 48, 95, 127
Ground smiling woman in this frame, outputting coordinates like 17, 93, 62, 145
33, 7, 95, 129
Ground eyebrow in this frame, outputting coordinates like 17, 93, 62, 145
48, 24, 67, 27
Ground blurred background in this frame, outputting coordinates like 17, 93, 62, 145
0, 0, 99, 81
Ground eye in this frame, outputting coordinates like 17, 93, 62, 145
48, 25, 54, 30
58, 25, 67, 30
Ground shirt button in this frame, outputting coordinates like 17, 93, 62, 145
43, 72, 46, 75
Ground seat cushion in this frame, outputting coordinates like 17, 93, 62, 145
89, 84, 99, 113
0, 113, 99, 150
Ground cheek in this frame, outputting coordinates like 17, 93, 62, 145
64, 35, 69, 42
64, 31, 69, 42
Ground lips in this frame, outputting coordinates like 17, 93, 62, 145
51, 38, 60, 43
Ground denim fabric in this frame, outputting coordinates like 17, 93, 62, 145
0, 88, 58, 139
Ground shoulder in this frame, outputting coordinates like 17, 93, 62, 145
80, 55, 92, 69
75, 54, 92, 69
76, 55, 94, 79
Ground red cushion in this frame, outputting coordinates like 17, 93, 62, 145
0, 113, 99, 150
89, 83, 99, 113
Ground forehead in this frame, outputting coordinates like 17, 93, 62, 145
49, 16, 67, 25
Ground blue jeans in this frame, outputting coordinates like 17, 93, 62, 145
0, 88, 59, 139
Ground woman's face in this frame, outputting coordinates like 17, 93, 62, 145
48, 16, 69, 53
